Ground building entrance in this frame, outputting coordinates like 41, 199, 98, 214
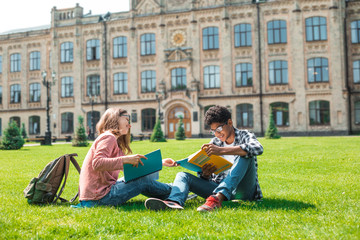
167, 105, 191, 138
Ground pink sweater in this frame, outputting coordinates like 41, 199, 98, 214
79, 131, 124, 201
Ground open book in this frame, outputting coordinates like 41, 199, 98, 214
176, 149, 233, 174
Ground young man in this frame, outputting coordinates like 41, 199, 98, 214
145, 105, 263, 212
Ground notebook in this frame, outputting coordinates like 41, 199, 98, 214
123, 149, 163, 183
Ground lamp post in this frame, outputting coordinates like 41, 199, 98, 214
89, 94, 97, 140
41, 70, 56, 145
155, 91, 163, 121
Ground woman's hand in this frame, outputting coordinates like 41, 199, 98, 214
201, 144, 222, 156
162, 158, 178, 167
201, 163, 217, 179
122, 154, 147, 167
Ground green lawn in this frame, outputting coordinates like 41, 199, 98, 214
0, 137, 359, 239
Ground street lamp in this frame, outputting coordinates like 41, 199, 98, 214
155, 91, 164, 121
41, 70, 56, 145
88, 94, 97, 140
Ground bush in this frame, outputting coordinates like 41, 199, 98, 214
21, 123, 28, 139
150, 119, 166, 142
72, 116, 89, 147
265, 108, 281, 139
175, 117, 186, 140
0, 121, 25, 150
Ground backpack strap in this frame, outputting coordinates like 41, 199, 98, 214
69, 154, 81, 203
52, 155, 70, 203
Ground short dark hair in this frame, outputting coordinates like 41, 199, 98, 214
204, 105, 231, 125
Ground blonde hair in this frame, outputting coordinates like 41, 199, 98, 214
96, 108, 132, 155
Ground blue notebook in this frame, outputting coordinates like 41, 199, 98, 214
123, 149, 163, 183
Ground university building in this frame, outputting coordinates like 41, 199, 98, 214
0, 0, 360, 139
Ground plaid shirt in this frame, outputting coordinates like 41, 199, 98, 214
204, 127, 263, 200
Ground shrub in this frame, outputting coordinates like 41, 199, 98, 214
265, 107, 281, 139
21, 123, 28, 139
72, 116, 89, 147
1, 121, 25, 150
175, 117, 186, 140
150, 119, 166, 142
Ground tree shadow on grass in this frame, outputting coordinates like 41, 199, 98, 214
223, 198, 316, 211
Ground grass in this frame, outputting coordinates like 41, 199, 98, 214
0, 137, 359, 239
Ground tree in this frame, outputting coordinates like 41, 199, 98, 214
150, 119, 166, 142
21, 123, 28, 139
265, 107, 281, 139
175, 117, 186, 140
72, 116, 89, 147
0, 120, 25, 150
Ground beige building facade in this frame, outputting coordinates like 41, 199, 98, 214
0, 0, 360, 139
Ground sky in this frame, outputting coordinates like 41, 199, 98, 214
0, 0, 130, 33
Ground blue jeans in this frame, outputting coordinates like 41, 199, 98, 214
81, 174, 172, 207
167, 156, 257, 206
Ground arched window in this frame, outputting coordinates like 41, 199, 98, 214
269, 61, 288, 85
61, 77, 74, 98
61, 112, 74, 134
113, 36, 127, 58
171, 68, 187, 90
267, 20, 287, 44
305, 16, 327, 41
141, 70, 156, 93
114, 72, 128, 94
270, 102, 289, 126
204, 65, 220, 89
87, 111, 100, 135
9, 116, 20, 128
354, 101, 360, 125
235, 63, 253, 87
29, 51, 41, 71
203, 27, 219, 50
234, 23, 252, 47
141, 109, 156, 131
87, 75, 100, 96
236, 104, 253, 128
86, 39, 100, 60
10, 84, 21, 103
29, 83, 41, 102
309, 100, 330, 125
29, 116, 40, 135
140, 33, 156, 56
307, 58, 329, 83
60, 42, 73, 63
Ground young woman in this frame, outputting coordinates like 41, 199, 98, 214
76, 107, 176, 207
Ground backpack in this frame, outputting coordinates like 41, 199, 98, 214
23, 153, 81, 204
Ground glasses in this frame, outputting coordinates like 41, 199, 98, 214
209, 122, 227, 135
120, 114, 131, 124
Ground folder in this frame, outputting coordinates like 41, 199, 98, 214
123, 149, 162, 183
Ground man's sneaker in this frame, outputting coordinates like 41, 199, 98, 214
145, 198, 184, 211
197, 195, 221, 212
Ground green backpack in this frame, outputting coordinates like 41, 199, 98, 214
23, 153, 81, 204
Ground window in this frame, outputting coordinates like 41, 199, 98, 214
10, 84, 21, 103
141, 70, 156, 93
355, 101, 360, 124
353, 60, 360, 84
235, 63, 253, 87
113, 36, 127, 58
171, 68, 187, 90
61, 77, 74, 98
203, 27, 219, 50
10, 116, 20, 128
114, 72, 128, 94
351, 20, 360, 44
29, 116, 40, 135
236, 104, 253, 128
307, 58, 329, 83
87, 39, 100, 60
140, 33, 156, 56
269, 60, 288, 84
309, 100, 330, 125
60, 42, 73, 63
87, 111, 100, 135
270, 102, 289, 126
61, 112, 74, 134
141, 109, 156, 131
234, 24, 252, 47
29, 51, 41, 71
29, 83, 41, 102
267, 20, 287, 44
10, 53, 21, 72
305, 17, 327, 41
0, 86, 2, 104
204, 65, 220, 89
0, 55, 2, 73
87, 75, 100, 96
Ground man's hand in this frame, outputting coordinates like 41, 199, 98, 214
201, 163, 217, 179
201, 143, 223, 156
162, 158, 179, 167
